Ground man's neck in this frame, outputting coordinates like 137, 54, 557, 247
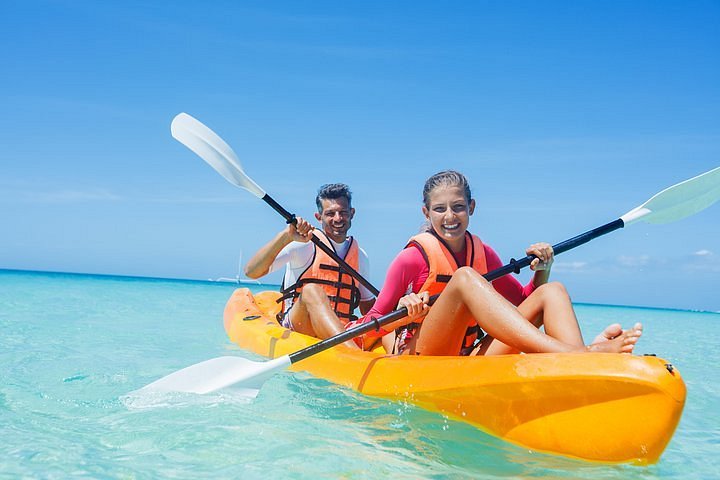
323, 231, 348, 244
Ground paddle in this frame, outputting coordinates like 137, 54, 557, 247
135, 165, 720, 396
487, 165, 720, 278
170, 112, 380, 297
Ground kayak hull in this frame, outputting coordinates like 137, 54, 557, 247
224, 288, 685, 464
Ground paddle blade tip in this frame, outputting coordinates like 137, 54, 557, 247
168, 112, 267, 198
622, 166, 720, 225
130, 355, 291, 398
170, 112, 195, 140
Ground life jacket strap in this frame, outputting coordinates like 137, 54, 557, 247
277, 279, 362, 311
318, 264, 344, 272
288, 277, 358, 291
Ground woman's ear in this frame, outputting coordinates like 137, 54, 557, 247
422, 205, 429, 219
469, 199, 476, 215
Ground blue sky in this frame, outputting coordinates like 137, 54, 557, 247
1, 1, 718, 311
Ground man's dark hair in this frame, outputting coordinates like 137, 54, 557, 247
316, 183, 352, 212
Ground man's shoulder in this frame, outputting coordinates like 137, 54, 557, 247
352, 237, 370, 261
281, 240, 314, 260
283, 240, 314, 252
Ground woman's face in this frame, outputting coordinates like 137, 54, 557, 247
422, 185, 475, 250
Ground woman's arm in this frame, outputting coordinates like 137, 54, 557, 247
356, 247, 428, 335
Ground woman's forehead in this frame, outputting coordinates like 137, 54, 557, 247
428, 185, 468, 201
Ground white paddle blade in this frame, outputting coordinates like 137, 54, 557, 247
170, 113, 266, 198
136, 355, 292, 395
621, 166, 720, 225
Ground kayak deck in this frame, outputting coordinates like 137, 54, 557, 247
224, 288, 686, 464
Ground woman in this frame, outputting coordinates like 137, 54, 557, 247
353, 170, 642, 356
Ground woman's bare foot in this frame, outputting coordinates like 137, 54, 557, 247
587, 323, 643, 354
592, 323, 622, 344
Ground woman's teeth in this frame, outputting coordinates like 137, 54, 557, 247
443, 224, 459, 230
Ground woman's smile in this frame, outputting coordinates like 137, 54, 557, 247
423, 185, 475, 251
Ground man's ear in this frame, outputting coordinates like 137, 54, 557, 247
349, 207, 355, 219
314, 212, 322, 222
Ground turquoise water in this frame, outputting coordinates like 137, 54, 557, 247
1, 269, 718, 479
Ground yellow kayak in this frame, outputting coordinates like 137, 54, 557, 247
224, 288, 686, 464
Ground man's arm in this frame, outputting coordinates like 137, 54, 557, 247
244, 218, 313, 279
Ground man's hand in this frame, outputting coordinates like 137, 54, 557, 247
288, 217, 314, 243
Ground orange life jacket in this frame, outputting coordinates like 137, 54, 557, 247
405, 231, 488, 353
278, 230, 362, 322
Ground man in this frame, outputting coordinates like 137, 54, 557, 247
244, 183, 375, 348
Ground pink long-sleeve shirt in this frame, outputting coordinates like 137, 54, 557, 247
358, 241, 536, 337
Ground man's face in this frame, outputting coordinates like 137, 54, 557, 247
315, 197, 355, 243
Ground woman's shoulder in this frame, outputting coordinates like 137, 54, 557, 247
395, 242, 427, 266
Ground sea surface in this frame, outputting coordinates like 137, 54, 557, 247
1, 269, 718, 479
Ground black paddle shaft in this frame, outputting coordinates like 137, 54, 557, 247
484, 218, 625, 281
261, 193, 380, 296
289, 218, 625, 364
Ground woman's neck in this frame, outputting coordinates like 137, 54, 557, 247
446, 236, 465, 254
429, 228, 467, 264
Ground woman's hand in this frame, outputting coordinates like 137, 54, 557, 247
527, 242, 554, 271
397, 291, 430, 324
288, 217, 314, 243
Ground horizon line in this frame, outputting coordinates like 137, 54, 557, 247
2, 267, 717, 315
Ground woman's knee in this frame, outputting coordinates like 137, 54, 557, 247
535, 281, 570, 300
446, 267, 493, 303
454, 266, 489, 285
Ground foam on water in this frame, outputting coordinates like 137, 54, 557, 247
1, 269, 718, 479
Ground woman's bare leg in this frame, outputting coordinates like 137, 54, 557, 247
522, 283, 624, 347
411, 267, 642, 355
523, 282, 584, 344
482, 282, 586, 355
411, 268, 581, 355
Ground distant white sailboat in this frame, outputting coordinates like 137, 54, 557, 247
211, 251, 260, 284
